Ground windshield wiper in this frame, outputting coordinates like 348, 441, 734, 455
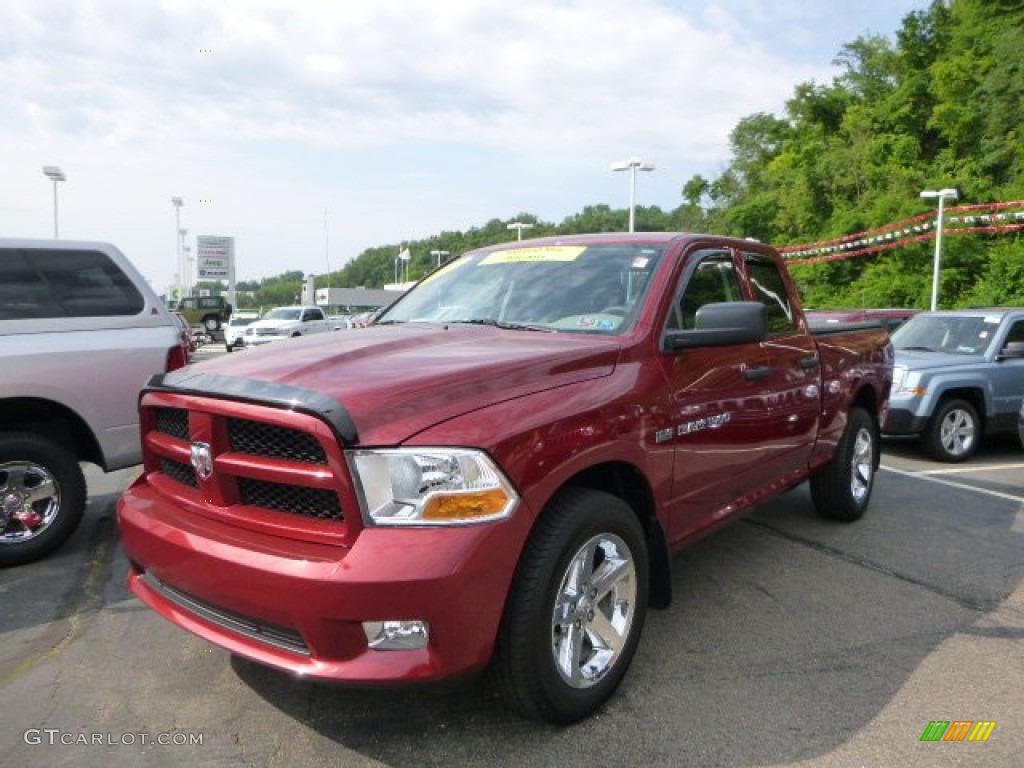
374, 319, 405, 325
898, 345, 940, 352
453, 318, 556, 333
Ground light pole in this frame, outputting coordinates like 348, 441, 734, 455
920, 188, 958, 311
42, 166, 66, 238
184, 245, 192, 296
611, 157, 655, 233
171, 196, 184, 302
430, 249, 450, 267
179, 228, 188, 297
507, 221, 534, 241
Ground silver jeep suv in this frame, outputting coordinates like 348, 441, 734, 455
0, 238, 190, 566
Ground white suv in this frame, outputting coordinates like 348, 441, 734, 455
0, 238, 189, 566
223, 310, 260, 352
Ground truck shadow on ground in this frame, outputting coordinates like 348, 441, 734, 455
231, 473, 1024, 767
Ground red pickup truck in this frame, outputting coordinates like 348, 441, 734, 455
118, 233, 892, 723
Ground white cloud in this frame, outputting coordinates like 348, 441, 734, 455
0, 0, 925, 291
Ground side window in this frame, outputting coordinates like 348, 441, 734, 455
0, 248, 144, 319
744, 253, 797, 335
0, 249, 63, 319
1005, 320, 1024, 344
667, 251, 743, 330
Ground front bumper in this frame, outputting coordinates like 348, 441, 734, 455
881, 406, 929, 436
118, 482, 528, 684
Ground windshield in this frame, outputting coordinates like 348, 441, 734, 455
264, 308, 301, 321
378, 243, 666, 334
891, 314, 1000, 355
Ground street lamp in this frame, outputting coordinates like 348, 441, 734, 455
184, 245, 192, 297
171, 196, 184, 302
611, 157, 655, 233
179, 228, 188, 297
42, 166, 66, 238
920, 188, 959, 311
430, 249, 450, 267
506, 221, 534, 241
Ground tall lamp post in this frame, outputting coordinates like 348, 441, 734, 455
507, 221, 534, 241
184, 245, 192, 297
430, 249, 450, 267
611, 157, 655, 233
920, 188, 958, 311
179, 228, 189, 296
171, 196, 184, 302
42, 166, 66, 238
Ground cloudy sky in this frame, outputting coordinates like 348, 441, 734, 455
2, 0, 927, 294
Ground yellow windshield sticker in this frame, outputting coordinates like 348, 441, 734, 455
420, 257, 469, 285
480, 246, 585, 265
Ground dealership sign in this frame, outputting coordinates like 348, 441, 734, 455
196, 236, 234, 279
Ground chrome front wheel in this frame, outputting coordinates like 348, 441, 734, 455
492, 488, 648, 724
551, 532, 638, 688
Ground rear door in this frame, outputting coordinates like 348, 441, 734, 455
740, 252, 820, 479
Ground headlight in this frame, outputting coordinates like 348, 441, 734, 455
349, 448, 518, 526
892, 366, 906, 391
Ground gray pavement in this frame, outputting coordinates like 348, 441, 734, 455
1, 434, 1022, 767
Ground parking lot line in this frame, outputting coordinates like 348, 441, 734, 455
880, 464, 1024, 503
917, 462, 1024, 475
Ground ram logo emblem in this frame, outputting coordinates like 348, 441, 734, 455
190, 442, 214, 481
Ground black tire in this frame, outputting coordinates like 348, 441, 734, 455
924, 398, 980, 463
0, 432, 87, 567
810, 408, 876, 522
492, 487, 648, 724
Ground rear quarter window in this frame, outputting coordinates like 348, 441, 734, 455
0, 248, 144, 319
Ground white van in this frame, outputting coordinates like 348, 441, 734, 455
0, 238, 189, 566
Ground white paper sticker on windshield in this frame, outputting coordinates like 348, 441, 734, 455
481, 246, 585, 265
632, 257, 649, 268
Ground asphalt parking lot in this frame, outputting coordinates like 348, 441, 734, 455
2, 396, 1021, 767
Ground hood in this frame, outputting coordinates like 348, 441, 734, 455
894, 348, 987, 372
176, 323, 621, 444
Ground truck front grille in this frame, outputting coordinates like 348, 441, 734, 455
161, 458, 198, 488
142, 394, 354, 543
156, 407, 190, 440
229, 419, 327, 464
239, 478, 342, 520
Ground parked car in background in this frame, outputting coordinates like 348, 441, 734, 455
0, 238, 189, 566
176, 295, 232, 332
806, 308, 920, 333
243, 305, 332, 346
329, 314, 352, 330
224, 310, 261, 352
883, 308, 1024, 461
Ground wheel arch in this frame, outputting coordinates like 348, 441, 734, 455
930, 387, 987, 435
539, 461, 672, 610
0, 397, 102, 467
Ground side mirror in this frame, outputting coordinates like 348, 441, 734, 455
664, 301, 767, 351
